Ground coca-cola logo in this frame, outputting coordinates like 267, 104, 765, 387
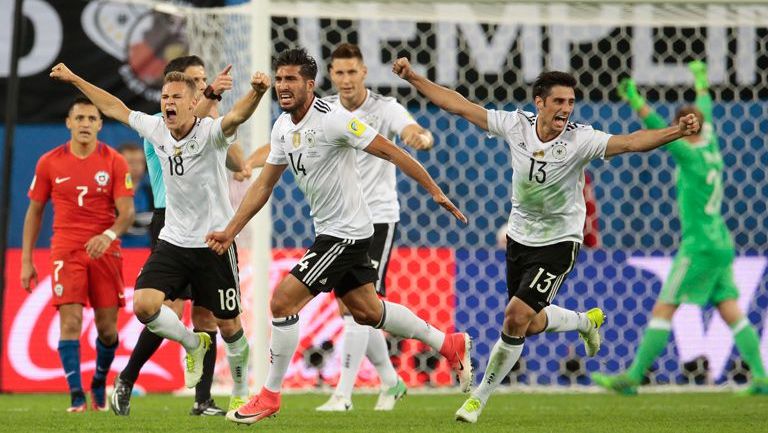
8, 276, 173, 381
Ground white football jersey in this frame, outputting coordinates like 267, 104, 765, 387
323, 90, 417, 223
487, 109, 611, 247
129, 111, 235, 247
267, 97, 378, 239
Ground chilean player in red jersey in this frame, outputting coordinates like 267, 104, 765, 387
20, 96, 136, 412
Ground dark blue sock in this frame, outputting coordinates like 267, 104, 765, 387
91, 337, 118, 406
58, 340, 85, 406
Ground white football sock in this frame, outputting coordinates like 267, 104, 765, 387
366, 327, 398, 388
335, 315, 370, 399
145, 305, 199, 352
473, 334, 524, 405
264, 315, 300, 393
378, 301, 445, 350
544, 304, 591, 333
224, 329, 250, 397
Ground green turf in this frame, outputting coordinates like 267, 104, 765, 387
0, 392, 765, 433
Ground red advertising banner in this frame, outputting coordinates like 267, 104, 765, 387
2, 247, 456, 392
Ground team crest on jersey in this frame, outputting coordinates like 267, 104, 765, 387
552, 143, 567, 160
186, 139, 199, 154
347, 118, 367, 137
53, 284, 63, 297
94, 171, 110, 186
305, 130, 316, 147
292, 132, 302, 149
125, 173, 134, 189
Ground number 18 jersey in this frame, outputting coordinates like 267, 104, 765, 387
267, 97, 378, 240
129, 111, 235, 248
487, 109, 611, 247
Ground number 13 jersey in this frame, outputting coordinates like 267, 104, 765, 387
267, 97, 378, 240
487, 109, 611, 247
129, 111, 235, 248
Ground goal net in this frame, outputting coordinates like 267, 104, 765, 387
128, 0, 768, 391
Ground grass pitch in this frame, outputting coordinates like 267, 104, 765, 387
0, 392, 765, 433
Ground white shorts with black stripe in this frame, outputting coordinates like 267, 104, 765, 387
505, 237, 580, 312
369, 223, 397, 296
290, 235, 378, 296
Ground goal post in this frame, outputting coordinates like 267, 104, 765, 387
114, 0, 768, 391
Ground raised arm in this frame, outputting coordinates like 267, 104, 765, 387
206, 162, 287, 254
689, 60, 713, 124
221, 72, 271, 137
49, 63, 131, 125
604, 113, 700, 157
392, 58, 488, 131
400, 124, 434, 151
195, 64, 233, 118
20, 200, 45, 292
364, 135, 467, 224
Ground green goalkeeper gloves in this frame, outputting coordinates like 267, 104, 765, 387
617, 78, 645, 111
688, 60, 709, 92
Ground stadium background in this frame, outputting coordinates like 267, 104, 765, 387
1, 0, 767, 393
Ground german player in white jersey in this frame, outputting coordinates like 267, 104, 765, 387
49, 63, 270, 406
393, 58, 700, 423
315, 43, 434, 413
205, 48, 472, 426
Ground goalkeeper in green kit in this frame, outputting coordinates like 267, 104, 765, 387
591, 61, 767, 395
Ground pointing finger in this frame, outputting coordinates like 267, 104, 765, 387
221, 64, 233, 75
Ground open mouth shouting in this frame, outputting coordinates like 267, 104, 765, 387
552, 113, 569, 130
278, 91, 295, 107
165, 108, 178, 123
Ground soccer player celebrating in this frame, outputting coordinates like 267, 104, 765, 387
111, 55, 250, 417
205, 48, 472, 425
591, 61, 768, 396
21, 96, 136, 412
392, 58, 700, 423
314, 43, 434, 412
49, 62, 268, 412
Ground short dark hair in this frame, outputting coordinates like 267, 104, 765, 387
67, 95, 99, 117
274, 48, 318, 80
164, 55, 205, 75
532, 71, 577, 99
163, 71, 197, 94
118, 142, 143, 154
331, 43, 364, 63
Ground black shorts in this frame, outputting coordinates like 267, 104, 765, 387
148, 209, 192, 301
506, 237, 580, 313
369, 223, 397, 296
290, 235, 378, 296
136, 240, 241, 319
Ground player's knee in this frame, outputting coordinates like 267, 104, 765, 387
59, 314, 82, 337
216, 317, 242, 338
192, 307, 217, 331
349, 307, 380, 327
133, 295, 160, 322
270, 294, 296, 318
503, 308, 535, 334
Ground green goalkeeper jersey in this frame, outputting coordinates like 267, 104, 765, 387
642, 93, 734, 253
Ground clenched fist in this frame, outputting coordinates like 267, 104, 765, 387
49, 63, 79, 83
392, 57, 415, 81
677, 113, 700, 136
251, 72, 271, 94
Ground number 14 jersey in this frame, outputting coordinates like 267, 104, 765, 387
487, 109, 611, 247
267, 97, 378, 240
